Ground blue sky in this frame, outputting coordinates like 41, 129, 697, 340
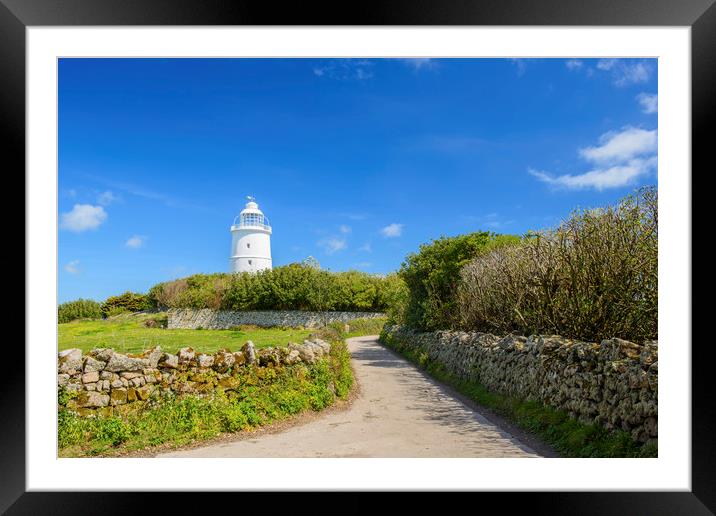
58, 57, 658, 303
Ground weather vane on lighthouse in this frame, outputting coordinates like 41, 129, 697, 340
230, 196, 273, 273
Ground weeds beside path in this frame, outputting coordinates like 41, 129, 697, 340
57, 319, 386, 458
159, 336, 542, 458
380, 334, 657, 458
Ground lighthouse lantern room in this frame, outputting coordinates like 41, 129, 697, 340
230, 196, 273, 273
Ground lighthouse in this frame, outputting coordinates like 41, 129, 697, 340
230, 196, 273, 273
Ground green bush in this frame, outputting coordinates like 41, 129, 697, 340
101, 291, 151, 317
458, 186, 657, 343
398, 232, 521, 331
147, 265, 403, 313
58, 298, 102, 324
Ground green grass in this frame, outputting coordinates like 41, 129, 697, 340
58, 338, 354, 457
380, 332, 658, 458
58, 313, 314, 354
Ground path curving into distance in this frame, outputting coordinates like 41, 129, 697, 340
158, 336, 544, 458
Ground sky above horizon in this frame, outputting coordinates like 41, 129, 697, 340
58, 57, 658, 303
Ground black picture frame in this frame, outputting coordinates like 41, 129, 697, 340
4, 0, 713, 513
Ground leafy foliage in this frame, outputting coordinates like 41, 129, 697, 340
58, 298, 103, 324
101, 291, 151, 317
147, 265, 405, 313
398, 232, 521, 331
458, 186, 657, 342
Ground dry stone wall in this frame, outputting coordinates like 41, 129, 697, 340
167, 308, 385, 329
58, 338, 332, 417
381, 325, 658, 444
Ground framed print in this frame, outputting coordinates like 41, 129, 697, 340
4, 0, 713, 513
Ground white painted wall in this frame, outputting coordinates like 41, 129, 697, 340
230, 227, 272, 273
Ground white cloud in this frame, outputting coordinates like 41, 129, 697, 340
381, 223, 404, 238
596, 59, 651, 86
64, 260, 80, 275
579, 127, 657, 165
529, 126, 657, 191
565, 59, 583, 70
339, 224, 351, 234
86, 175, 205, 210
529, 157, 656, 191
126, 235, 147, 249
318, 237, 347, 254
340, 212, 369, 221
97, 190, 117, 206
312, 59, 374, 80
60, 204, 107, 232
358, 242, 372, 253
400, 58, 435, 71
636, 92, 658, 114
354, 262, 373, 268
355, 68, 373, 80
510, 58, 527, 76
596, 59, 617, 71
616, 63, 650, 86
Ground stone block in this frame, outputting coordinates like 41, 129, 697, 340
242, 341, 256, 365
178, 347, 195, 363
110, 388, 128, 405
159, 353, 179, 369
58, 348, 83, 374
105, 353, 150, 372
82, 371, 100, 384
77, 391, 110, 408
83, 356, 105, 373
197, 354, 215, 368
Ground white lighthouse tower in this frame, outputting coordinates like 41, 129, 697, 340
230, 196, 273, 273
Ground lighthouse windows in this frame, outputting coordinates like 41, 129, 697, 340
248, 260, 253, 265
242, 213, 264, 227
247, 243, 251, 248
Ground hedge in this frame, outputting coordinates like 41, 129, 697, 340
397, 232, 521, 331
58, 299, 103, 324
458, 186, 657, 342
147, 264, 406, 313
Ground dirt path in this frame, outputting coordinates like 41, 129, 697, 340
158, 336, 544, 458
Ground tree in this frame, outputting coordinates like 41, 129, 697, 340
399, 232, 521, 331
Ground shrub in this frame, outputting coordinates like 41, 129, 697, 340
101, 291, 151, 317
93, 417, 132, 446
458, 186, 657, 343
58, 298, 102, 324
147, 278, 189, 310
375, 273, 409, 324
398, 232, 521, 331
147, 265, 401, 313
